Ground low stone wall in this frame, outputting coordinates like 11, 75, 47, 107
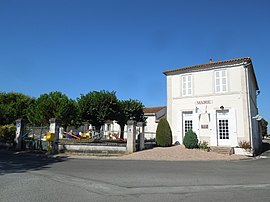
59, 143, 127, 155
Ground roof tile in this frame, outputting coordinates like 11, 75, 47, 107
163, 57, 251, 75
144, 106, 166, 114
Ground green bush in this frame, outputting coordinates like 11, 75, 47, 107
156, 118, 172, 147
0, 125, 16, 143
183, 129, 198, 149
198, 141, 210, 151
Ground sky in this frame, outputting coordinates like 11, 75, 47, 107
0, 0, 269, 123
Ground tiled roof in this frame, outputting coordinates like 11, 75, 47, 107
144, 106, 166, 114
163, 57, 251, 75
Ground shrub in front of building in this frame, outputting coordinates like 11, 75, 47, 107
183, 129, 198, 149
0, 125, 16, 143
239, 140, 251, 150
156, 118, 172, 147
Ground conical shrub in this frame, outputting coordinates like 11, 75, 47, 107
156, 118, 172, 147
183, 129, 198, 149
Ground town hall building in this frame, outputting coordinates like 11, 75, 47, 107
163, 57, 262, 155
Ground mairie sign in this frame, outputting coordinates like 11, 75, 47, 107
196, 100, 213, 105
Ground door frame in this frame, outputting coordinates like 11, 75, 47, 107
216, 110, 230, 146
182, 111, 193, 139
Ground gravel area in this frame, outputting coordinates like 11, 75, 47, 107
116, 145, 249, 161
64, 145, 250, 161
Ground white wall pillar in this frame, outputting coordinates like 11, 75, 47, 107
49, 118, 60, 154
126, 120, 136, 153
14, 119, 25, 150
210, 110, 218, 146
138, 122, 145, 151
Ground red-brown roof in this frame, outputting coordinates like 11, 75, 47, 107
163, 57, 251, 75
144, 106, 166, 114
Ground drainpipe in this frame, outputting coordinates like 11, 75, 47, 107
244, 62, 254, 156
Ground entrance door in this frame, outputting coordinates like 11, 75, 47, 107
183, 112, 193, 136
217, 110, 230, 146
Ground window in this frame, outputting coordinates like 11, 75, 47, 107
183, 112, 193, 134
218, 120, 229, 139
215, 70, 227, 93
182, 75, 192, 96
184, 120, 193, 133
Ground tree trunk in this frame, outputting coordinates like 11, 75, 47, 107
120, 124, 125, 139
95, 124, 102, 132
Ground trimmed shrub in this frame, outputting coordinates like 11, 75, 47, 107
156, 118, 172, 147
183, 129, 198, 149
0, 125, 16, 143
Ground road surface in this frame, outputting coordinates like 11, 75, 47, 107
0, 151, 270, 202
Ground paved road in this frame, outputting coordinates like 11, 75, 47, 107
1, 151, 270, 202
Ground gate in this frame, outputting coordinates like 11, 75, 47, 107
22, 126, 49, 151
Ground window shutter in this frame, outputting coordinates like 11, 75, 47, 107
215, 71, 220, 93
221, 70, 227, 92
179, 111, 183, 143
228, 109, 238, 146
192, 110, 199, 139
188, 75, 192, 95
209, 110, 217, 146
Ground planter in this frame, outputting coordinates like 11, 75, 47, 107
234, 147, 252, 156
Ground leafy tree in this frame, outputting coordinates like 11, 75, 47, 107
261, 119, 268, 138
27, 91, 79, 129
0, 92, 34, 125
156, 118, 172, 147
77, 90, 118, 131
116, 99, 145, 139
0, 125, 16, 143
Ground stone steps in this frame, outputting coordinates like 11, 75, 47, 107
210, 146, 233, 155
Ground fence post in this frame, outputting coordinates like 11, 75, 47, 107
127, 120, 136, 153
138, 122, 145, 151
14, 119, 25, 150
49, 118, 60, 154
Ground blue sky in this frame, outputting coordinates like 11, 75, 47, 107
0, 0, 269, 123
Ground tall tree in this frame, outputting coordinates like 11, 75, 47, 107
261, 119, 268, 138
116, 99, 145, 139
0, 92, 34, 125
77, 90, 118, 130
27, 91, 79, 128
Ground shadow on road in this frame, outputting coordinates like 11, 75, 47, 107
0, 150, 68, 176
261, 139, 270, 153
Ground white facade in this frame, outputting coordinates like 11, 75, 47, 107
164, 57, 262, 154
100, 107, 166, 140
144, 106, 166, 140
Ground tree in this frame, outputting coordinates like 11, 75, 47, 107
27, 91, 79, 128
116, 99, 145, 139
261, 119, 268, 138
0, 92, 34, 125
183, 129, 198, 149
77, 90, 118, 131
156, 118, 172, 147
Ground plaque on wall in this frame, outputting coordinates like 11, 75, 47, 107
201, 124, 208, 129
